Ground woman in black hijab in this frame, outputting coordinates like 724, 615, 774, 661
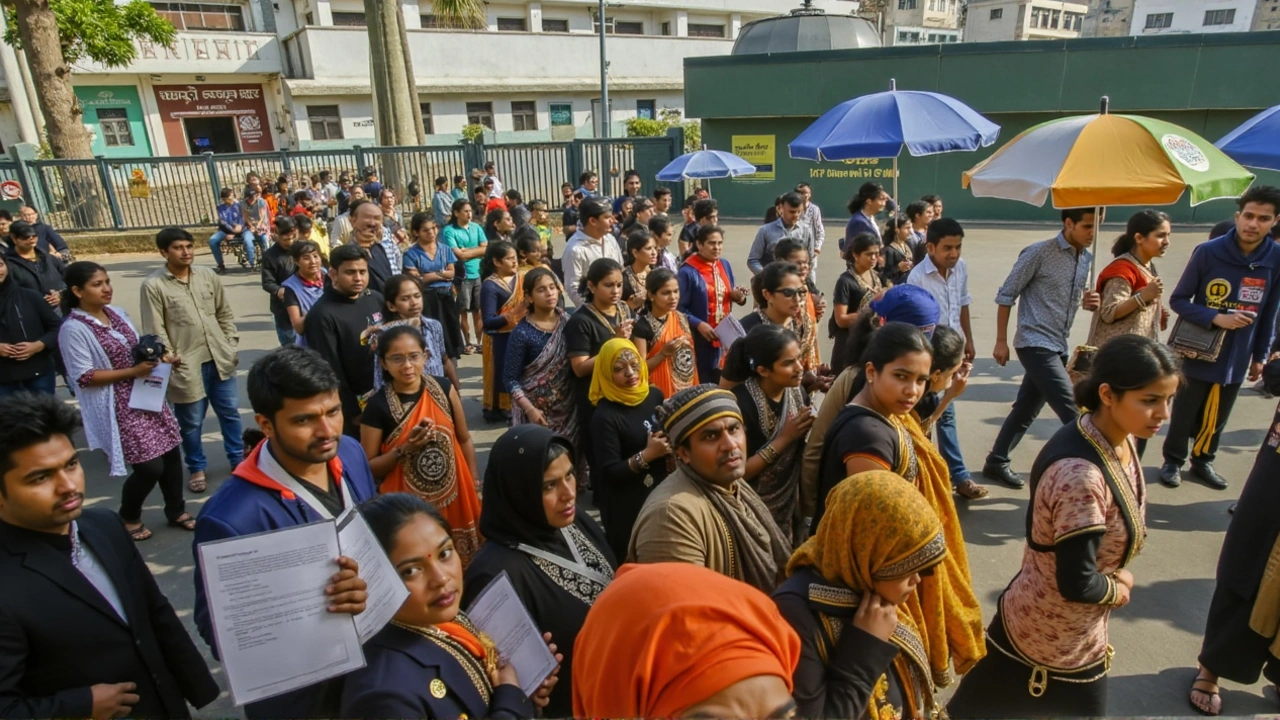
462, 425, 617, 719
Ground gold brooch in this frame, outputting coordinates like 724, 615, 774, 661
430, 678, 447, 699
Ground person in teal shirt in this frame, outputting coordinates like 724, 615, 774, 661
442, 198, 488, 354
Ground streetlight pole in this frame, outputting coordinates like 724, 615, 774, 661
599, 0, 610, 139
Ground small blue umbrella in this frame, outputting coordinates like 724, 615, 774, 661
655, 149, 757, 181
789, 79, 1000, 199
1217, 105, 1280, 172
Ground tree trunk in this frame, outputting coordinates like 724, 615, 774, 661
364, 0, 424, 196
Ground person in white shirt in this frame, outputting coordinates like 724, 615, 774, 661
482, 161, 504, 199
906, 217, 987, 500
563, 197, 623, 306
796, 182, 825, 285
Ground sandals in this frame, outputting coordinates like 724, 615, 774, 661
127, 524, 153, 542
189, 471, 207, 494
168, 513, 197, 532
955, 479, 990, 500
462, 343, 479, 355
1189, 674, 1223, 716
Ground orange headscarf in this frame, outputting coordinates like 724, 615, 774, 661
572, 563, 800, 719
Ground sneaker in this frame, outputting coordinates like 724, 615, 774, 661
982, 463, 1024, 489
1159, 462, 1182, 488
215, 264, 227, 274
1191, 462, 1228, 490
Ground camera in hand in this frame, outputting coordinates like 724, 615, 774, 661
132, 335, 167, 364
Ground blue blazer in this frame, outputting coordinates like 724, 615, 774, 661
340, 624, 533, 719
678, 258, 736, 382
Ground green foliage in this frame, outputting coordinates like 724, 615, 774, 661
682, 119, 701, 153
430, 0, 486, 29
624, 117, 667, 138
3, 0, 177, 66
625, 107, 701, 152
460, 123, 487, 144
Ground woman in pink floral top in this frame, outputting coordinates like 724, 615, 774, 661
949, 335, 1180, 718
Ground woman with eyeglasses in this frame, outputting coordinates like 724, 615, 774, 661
360, 325, 482, 566
732, 262, 828, 395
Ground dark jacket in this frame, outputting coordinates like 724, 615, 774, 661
340, 623, 532, 720
260, 243, 297, 327
0, 509, 219, 719
32, 222, 68, 255
0, 279, 61, 384
303, 289, 384, 429
4, 247, 65, 299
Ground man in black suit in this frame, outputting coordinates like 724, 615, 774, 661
0, 393, 219, 719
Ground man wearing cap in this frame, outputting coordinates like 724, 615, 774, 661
908, 218, 988, 500
628, 385, 791, 593
361, 168, 383, 200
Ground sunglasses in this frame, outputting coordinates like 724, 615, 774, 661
773, 287, 808, 299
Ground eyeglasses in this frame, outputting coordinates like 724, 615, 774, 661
386, 352, 426, 365
774, 287, 809, 299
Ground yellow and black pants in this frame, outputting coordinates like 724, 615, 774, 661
1162, 377, 1242, 467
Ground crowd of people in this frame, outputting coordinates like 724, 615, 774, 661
4, 161, 1280, 720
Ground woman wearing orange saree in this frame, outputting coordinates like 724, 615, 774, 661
479, 241, 525, 424
360, 325, 483, 566
631, 268, 705, 399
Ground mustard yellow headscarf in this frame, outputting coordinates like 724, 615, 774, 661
588, 338, 651, 407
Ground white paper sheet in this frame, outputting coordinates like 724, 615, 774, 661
336, 507, 410, 643
197, 521, 365, 707
127, 362, 171, 413
714, 314, 746, 354
466, 571, 558, 698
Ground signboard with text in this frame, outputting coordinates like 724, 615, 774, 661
731, 134, 775, 182
153, 83, 274, 154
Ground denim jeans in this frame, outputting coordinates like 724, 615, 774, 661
985, 346, 1077, 467
172, 360, 244, 474
275, 326, 297, 347
209, 230, 267, 266
934, 402, 971, 485
0, 374, 56, 400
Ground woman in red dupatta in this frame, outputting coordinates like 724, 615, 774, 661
677, 226, 748, 383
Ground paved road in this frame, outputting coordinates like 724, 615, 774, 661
68, 219, 1278, 717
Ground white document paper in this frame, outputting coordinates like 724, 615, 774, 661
127, 362, 171, 413
466, 572, 558, 699
197, 521, 365, 707
714, 314, 746, 353
336, 507, 410, 643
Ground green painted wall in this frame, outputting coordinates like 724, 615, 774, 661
74, 85, 153, 158
685, 32, 1280, 223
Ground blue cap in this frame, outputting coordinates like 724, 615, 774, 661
870, 284, 940, 331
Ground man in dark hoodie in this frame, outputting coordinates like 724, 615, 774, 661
4, 221, 65, 311
0, 255, 61, 398
1161, 185, 1280, 489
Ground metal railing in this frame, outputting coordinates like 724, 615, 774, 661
14, 135, 681, 233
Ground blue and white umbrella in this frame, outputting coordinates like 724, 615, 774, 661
655, 149, 757, 181
1217, 104, 1280, 172
789, 79, 1000, 198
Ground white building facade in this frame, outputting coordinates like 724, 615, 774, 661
886, 0, 963, 45
1124, 0, 1253, 34
0, 0, 857, 156
963, 0, 1088, 41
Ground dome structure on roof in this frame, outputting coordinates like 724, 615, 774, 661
732, 1, 882, 55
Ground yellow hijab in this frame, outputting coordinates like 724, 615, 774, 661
588, 338, 650, 407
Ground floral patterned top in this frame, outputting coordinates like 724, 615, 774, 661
1000, 414, 1146, 670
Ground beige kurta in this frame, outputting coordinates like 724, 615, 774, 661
140, 266, 239, 404
1086, 256, 1162, 346
627, 469, 739, 579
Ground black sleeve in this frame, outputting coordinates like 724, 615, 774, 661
33, 294, 61, 350
832, 274, 855, 306
305, 310, 357, 416
283, 287, 301, 309
359, 392, 395, 436
632, 316, 656, 344
831, 413, 897, 471
773, 592, 898, 720
564, 313, 594, 358
591, 404, 648, 490
731, 384, 766, 454
914, 392, 941, 420
47, 228, 68, 253
1054, 531, 1116, 604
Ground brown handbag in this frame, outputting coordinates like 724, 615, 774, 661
1168, 316, 1226, 362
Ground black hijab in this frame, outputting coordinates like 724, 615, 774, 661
479, 425, 574, 551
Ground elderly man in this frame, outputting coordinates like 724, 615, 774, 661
17, 205, 69, 258
347, 198, 400, 294
628, 385, 791, 593
328, 185, 367, 248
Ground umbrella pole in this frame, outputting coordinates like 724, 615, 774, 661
892, 157, 899, 204
1090, 205, 1103, 281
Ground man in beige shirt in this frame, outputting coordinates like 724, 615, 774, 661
627, 385, 791, 593
141, 228, 241, 493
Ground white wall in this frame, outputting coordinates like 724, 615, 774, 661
963, 0, 1024, 40
1129, 0, 1253, 33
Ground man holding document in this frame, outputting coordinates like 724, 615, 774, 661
192, 346, 376, 719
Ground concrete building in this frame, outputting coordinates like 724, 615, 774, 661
963, 0, 1088, 41
1081, 0, 1136, 36
887, 0, 962, 45
1129, 0, 1254, 33
1254, 0, 1280, 29
0, 0, 858, 155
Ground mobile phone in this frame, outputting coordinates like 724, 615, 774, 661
1234, 309, 1258, 319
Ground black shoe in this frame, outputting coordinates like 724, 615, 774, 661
1191, 462, 1229, 490
982, 463, 1024, 489
1159, 462, 1182, 488
1229, 502, 1237, 514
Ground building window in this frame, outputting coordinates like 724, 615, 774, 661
150, 2, 246, 31
511, 101, 537, 131
898, 0, 917, 10
615, 20, 643, 34
467, 102, 494, 129
497, 17, 527, 31
1073, 13, 1082, 29
662, 21, 672, 35
990, 7, 1003, 18
550, 103, 574, 127
928, 0, 935, 11
308, 105, 343, 141
420, 103, 434, 135
1144, 11, 1173, 27
1204, 8, 1236, 24
331, 11, 365, 26
97, 108, 134, 147
687, 23, 726, 37
637, 99, 656, 120
1051, 9, 1061, 28
542, 18, 569, 32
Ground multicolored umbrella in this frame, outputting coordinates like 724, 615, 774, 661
962, 101, 1254, 208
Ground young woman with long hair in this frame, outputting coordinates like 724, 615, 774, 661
1087, 209, 1171, 347
622, 228, 657, 313
506, 267, 579, 449
403, 212, 463, 360
880, 211, 915, 287
828, 231, 884, 376
631, 268, 708, 399
375, 274, 461, 392
478, 241, 523, 423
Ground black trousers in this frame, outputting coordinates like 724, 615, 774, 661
119, 447, 186, 523
986, 347, 1078, 467
1199, 583, 1280, 685
1162, 377, 1242, 467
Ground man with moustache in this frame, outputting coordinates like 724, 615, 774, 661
193, 346, 375, 719
628, 385, 791, 593
0, 394, 218, 719
347, 198, 399, 294
328, 184, 366, 247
